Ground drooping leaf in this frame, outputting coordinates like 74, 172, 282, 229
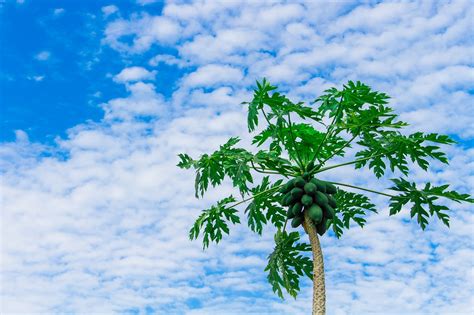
189, 196, 241, 249
245, 176, 285, 234
184, 137, 255, 198
330, 189, 377, 238
265, 231, 312, 299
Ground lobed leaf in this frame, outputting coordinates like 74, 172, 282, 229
189, 196, 241, 249
245, 176, 285, 234
265, 231, 312, 299
389, 178, 474, 229
330, 189, 377, 238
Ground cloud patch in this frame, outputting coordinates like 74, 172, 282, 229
182, 64, 244, 88
113, 66, 156, 83
104, 14, 181, 53
53, 8, 65, 16
35, 51, 51, 61
101, 5, 118, 18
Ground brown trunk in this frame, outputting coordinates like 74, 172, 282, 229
303, 211, 326, 315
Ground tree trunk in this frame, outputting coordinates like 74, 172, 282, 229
303, 211, 326, 315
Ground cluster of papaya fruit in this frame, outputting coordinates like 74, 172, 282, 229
280, 173, 338, 236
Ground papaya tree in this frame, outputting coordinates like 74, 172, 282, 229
177, 79, 473, 314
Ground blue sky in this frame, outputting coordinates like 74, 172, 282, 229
1, 0, 184, 143
1, 1, 473, 314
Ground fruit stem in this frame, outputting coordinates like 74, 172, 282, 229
250, 160, 287, 176
282, 217, 288, 232
226, 184, 283, 209
327, 181, 396, 198
287, 112, 305, 170
312, 153, 386, 174
316, 129, 360, 168
260, 108, 304, 171
310, 95, 344, 167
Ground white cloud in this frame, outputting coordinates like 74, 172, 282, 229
179, 28, 268, 64
3, 1, 474, 314
113, 66, 156, 83
104, 14, 181, 53
325, 2, 412, 35
53, 8, 65, 16
101, 5, 118, 18
35, 51, 50, 61
136, 0, 158, 5
149, 54, 188, 68
27, 75, 45, 81
101, 81, 165, 120
182, 64, 244, 88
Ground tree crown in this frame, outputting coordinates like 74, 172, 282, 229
177, 79, 473, 298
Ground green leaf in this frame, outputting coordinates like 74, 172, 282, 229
184, 137, 256, 198
254, 150, 294, 176
247, 101, 259, 132
189, 196, 241, 249
331, 189, 377, 238
355, 131, 455, 178
265, 231, 312, 299
388, 178, 474, 229
245, 176, 285, 234
177, 153, 194, 169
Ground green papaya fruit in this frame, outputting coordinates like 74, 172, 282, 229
301, 194, 313, 207
287, 193, 300, 206
316, 180, 327, 193
310, 178, 326, 193
294, 176, 306, 188
325, 182, 337, 194
291, 202, 303, 216
291, 216, 303, 228
308, 204, 323, 223
314, 191, 329, 207
327, 195, 337, 208
290, 187, 304, 199
280, 192, 293, 206
279, 179, 295, 194
316, 217, 328, 236
287, 207, 295, 219
323, 204, 335, 219
304, 182, 318, 195
303, 172, 311, 181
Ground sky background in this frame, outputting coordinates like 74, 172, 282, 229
1, 0, 473, 314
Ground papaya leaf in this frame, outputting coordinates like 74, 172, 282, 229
331, 189, 377, 238
265, 231, 312, 299
189, 196, 241, 249
254, 150, 293, 176
279, 123, 346, 164
252, 127, 273, 146
355, 131, 455, 178
388, 178, 474, 229
247, 101, 259, 132
245, 176, 285, 234
177, 153, 194, 169
184, 137, 256, 198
